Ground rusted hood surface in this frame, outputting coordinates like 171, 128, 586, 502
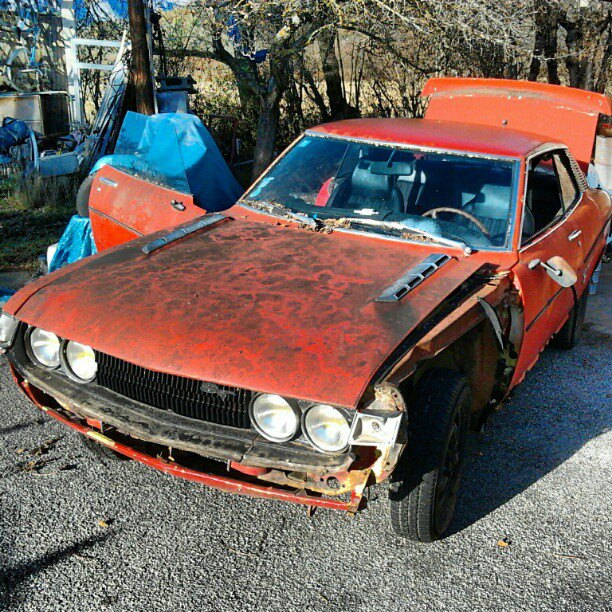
7, 210, 485, 407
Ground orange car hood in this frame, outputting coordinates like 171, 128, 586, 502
6, 210, 487, 407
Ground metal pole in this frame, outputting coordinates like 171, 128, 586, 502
60, 0, 82, 124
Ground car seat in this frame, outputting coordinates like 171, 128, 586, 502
331, 160, 404, 213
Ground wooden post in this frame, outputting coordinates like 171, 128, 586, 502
127, 0, 155, 115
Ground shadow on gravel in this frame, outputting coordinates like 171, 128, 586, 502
0, 421, 41, 436
449, 329, 611, 536
1, 530, 117, 607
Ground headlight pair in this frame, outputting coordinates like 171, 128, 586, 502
249, 393, 351, 453
26, 326, 97, 383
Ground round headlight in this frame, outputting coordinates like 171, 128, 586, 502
62, 341, 97, 382
303, 404, 351, 453
249, 394, 300, 442
28, 327, 60, 368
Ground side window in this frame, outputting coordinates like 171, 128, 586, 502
523, 153, 564, 242
552, 150, 580, 211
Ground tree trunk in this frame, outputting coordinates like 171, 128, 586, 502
318, 28, 358, 120
127, 0, 155, 115
595, 18, 612, 93
529, 2, 560, 85
252, 78, 281, 180
565, 20, 582, 88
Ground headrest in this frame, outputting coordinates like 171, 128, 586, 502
351, 162, 392, 196
471, 184, 513, 219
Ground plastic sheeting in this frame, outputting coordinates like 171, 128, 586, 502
0, 118, 30, 156
91, 111, 243, 212
48, 215, 97, 273
0, 288, 14, 307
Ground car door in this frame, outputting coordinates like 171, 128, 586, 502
561, 149, 610, 291
511, 149, 584, 384
88, 164, 205, 251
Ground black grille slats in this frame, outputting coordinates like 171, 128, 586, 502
95, 352, 252, 429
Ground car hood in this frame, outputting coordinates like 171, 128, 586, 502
7, 210, 486, 407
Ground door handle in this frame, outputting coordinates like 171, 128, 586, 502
568, 230, 582, 242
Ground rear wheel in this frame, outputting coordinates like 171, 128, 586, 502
76, 173, 95, 217
554, 290, 588, 349
389, 368, 471, 542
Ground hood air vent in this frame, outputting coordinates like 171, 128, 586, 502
376, 254, 451, 302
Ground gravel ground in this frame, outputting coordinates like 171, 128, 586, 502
0, 267, 610, 612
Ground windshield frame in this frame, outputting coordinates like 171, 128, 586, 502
239, 131, 522, 252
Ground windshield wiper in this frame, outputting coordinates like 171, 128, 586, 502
333, 218, 473, 255
241, 198, 316, 228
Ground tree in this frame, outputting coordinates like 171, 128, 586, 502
127, 0, 155, 115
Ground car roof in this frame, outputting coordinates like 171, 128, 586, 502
308, 118, 551, 159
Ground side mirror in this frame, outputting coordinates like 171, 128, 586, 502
528, 256, 577, 288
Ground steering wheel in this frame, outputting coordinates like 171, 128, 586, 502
422, 207, 491, 238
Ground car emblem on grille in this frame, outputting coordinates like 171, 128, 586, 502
200, 382, 236, 399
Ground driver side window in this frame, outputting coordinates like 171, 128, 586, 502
523, 151, 566, 243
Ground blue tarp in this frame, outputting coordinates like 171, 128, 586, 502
92, 112, 243, 212
0, 118, 30, 156
0, 288, 15, 307
49, 216, 97, 273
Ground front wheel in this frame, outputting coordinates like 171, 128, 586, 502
389, 368, 471, 542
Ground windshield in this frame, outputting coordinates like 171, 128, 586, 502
243, 134, 518, 249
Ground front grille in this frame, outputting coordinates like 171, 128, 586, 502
95, 352, 253, 429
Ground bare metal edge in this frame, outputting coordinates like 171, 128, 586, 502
141, 213, 226, 254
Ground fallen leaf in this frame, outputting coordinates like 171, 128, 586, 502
98, 520, 109, 529
497, 537, 512, 548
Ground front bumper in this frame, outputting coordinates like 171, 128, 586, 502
6, 352, 374, 512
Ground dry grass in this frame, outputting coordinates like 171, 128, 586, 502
0, 174, 79, 273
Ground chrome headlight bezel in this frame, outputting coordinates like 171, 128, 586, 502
249, 393, 301, 443
60, 339, 98, 383
302, 403, 352, 454
25, 326, 61, 369
0, 312, 19, 350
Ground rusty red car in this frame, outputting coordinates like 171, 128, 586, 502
1, 78, 610, 542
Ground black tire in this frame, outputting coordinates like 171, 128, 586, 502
554, 290, 588, 350
81, 434, 127, 464
76, 173, 95, 217
389, 368, 471, 542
